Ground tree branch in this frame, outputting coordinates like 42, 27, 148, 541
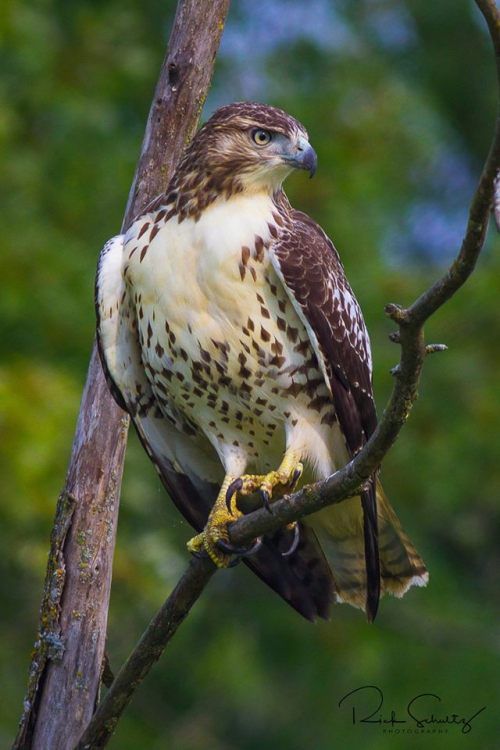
76, 558, 216, 750
13, 2, 231, 749
74, 1, 500, 747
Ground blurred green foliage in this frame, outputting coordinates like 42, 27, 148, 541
1, 1, 499, 748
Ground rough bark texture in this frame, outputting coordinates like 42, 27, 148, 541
73, 2, 500, 746
22, 350, 129, 750
13, 1, 231, 749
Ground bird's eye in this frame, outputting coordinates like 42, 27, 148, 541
252, 128, 272, 146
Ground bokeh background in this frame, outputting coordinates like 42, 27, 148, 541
1, 0, 499, 747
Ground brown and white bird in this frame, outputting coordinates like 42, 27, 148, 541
96, 102, 427, 622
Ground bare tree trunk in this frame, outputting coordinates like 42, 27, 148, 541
13, 2, 231, 749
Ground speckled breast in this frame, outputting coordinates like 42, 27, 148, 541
124, 195, 336, 468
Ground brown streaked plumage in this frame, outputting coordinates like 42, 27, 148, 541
96, 102, 427, 622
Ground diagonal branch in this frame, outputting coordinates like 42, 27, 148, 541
75, 1, 500, 747
76, 557, 215, 749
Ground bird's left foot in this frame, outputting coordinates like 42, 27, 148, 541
187, 455, 303, 566
226, 461, 303, 514
224, 456, 303, 556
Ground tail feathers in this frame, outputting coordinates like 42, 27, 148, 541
377, 485, 428, 598
245, 524, 336, 622
308, 481, 428, 616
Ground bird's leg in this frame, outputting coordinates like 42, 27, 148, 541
260, 450, 303, 553
260, 449, 303, 509
227, 449, 303, 512
187, 451, 303, 566
223, 449, 303, 557
187, 474, 261, 568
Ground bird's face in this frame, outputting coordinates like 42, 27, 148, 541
218, 125, 317, 191
184, 102, 317, 195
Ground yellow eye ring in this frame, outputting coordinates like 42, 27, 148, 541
252, 128, 272, 146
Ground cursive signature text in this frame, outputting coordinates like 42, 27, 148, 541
338, 685, 486, 735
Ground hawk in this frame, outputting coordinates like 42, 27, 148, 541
96, 102, 427, 622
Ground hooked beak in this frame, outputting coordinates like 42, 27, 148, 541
283, 135, 318, 178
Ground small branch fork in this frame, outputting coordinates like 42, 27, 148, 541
75, 2, 500, 747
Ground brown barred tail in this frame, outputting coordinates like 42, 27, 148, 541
308, 480, 428, 615
376, 484, 429, 598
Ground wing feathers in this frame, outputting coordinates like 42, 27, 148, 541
271, 209, 382, 617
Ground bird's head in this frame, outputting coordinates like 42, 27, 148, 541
175, 102, 317, 200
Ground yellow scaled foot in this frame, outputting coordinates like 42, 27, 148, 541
223, 450, 304, 555
187, 452, 304, 566
236, 453, 303, 512
187, 475, 243, 567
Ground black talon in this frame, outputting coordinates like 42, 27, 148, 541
217, 536, 263, 558
282, 523, 300, 557
245, 536, 263, 556
226, 477, 243, 513
260, 489, 273, 514
217, 539, 252, 556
